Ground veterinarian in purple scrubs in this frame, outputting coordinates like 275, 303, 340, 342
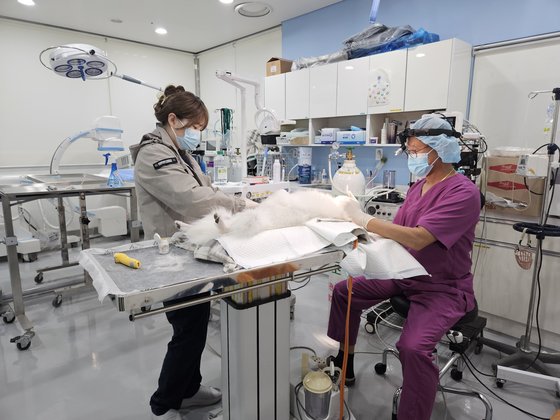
130, 85, 255, 420
327, 115, 481, 420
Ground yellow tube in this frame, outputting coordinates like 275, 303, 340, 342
114, 252, 141, 269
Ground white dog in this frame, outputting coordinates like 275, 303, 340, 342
177, 189, 353, 245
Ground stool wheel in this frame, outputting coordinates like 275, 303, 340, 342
496, 379, 506, 388
364, 322, 375, 334
474, 341, 483, 355
450, 368, 463, 381
375, 362, 387, 375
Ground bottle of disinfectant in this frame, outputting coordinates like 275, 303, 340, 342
214, 151, 228, 185
107, 162, 123, 188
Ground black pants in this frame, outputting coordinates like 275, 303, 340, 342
150, 296, 211, 415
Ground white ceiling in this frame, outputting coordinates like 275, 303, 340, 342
0, 0, 342, 53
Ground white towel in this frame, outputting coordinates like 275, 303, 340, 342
339, 234, 428, 279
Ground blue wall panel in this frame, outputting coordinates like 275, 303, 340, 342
283, 0, 560, 61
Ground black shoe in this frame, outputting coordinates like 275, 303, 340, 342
326, 355, 355, 386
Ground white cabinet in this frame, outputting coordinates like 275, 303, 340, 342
264, 74, 286, 121
309, 63, 338, 118
367, 49, 407, 114
337, 56, 369, 116
286, 68, 310, 120
405, 38, 472, 114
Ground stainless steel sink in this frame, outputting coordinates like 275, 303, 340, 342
26, 173, 107, 185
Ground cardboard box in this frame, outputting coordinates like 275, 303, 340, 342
266, 57, 293, 76
484, 156, 545, 218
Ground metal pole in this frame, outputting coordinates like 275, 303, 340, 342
1, 195, 24, 316
128, 187, 140, 242
520, 88, 560, 351
56, 196, 69, 265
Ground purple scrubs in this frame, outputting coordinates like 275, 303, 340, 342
327, 173, 480, 420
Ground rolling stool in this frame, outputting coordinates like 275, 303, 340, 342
374, 295, 493, 420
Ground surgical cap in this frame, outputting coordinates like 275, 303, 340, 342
410, 116, 461, 163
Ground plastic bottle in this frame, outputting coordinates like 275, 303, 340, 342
107, 162, 123, 188
321, 168, 328, 184
214, 151, 228, 185
228, 148, 243, 183
206, 156, 215, 182
272, 159, 281, 183
380, 122, 388, 144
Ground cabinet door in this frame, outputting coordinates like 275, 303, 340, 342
309, 63, 337, 118
264, 74, 286, 121
405, 40, 452, 111
367, 49, 407, 114
286, 69, 310, 120
337, 57, 369, 116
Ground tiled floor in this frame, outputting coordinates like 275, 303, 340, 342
0, 238, 559, 420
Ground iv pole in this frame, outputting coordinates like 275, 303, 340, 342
479, 88, 560, 385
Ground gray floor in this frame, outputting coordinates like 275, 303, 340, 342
0, 238, 559, 420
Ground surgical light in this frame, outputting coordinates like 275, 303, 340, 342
40, 43, 162, 91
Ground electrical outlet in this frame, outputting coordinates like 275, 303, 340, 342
375, 148, 383, 161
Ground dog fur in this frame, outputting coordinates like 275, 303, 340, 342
176, 189, 352, 245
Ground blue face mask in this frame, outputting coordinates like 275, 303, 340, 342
172, 120, 201, 151
407, 150, 438, 178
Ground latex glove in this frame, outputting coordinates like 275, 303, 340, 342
244, 198, 259, 209
337, 187, 374, 229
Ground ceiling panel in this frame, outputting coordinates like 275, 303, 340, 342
0, 0, 342, 52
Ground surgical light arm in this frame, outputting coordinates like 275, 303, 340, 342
50, 116, 125, 175
40, 44, 162, 91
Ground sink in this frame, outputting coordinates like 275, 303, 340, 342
26, 173, 107, 185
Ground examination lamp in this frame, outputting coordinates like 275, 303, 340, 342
39, 44, 162, 91
50, 116, 124, 175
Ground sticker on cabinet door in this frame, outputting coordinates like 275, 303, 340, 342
368, 68, 390, 107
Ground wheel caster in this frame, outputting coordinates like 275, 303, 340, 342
450, 368, 463, 381
52, 294, 62, 308
140, 305, 151, 313
16, 337, 31, 351
496, 379, 506, 388
364, 322, 375, 334
2, 312, 15, 324
11, 334, 32, 351
474, 342, 483, 355
34, 272, 44, 284
374, 362, 387, 375
22, 253, 38, 263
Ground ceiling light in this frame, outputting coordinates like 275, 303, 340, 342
18, 0, 35, 5
234, 2, 272, 18
345, 65, 354, 70
416, 53, 426, 58
220, 0, 234, 3
110, 18, 123, 24
155, 27, 168, 35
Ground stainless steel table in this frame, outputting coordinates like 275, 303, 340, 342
0, 175, 140, 350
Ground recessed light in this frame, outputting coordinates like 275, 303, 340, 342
110, 18, 123, 24
234, 2, 272, 18
155, 27, 168, 35
345, 65, 354, 70
18, 0, 35, 5
220, 0, 234, 3
416, 53, 426, 58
